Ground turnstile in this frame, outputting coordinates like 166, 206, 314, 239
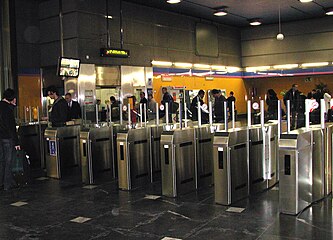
249, 121, 278, 194
213, 127, 249, 205
324, 123, 333, 195
148, 124, 164, 182
80, 126, 113, 184
117, 127, 150, 190
44, 125, 80, 179
194, 125, 214, 188
111, 123, 123, 178
160, 128, 196, 197
279, 129, 313, 215
18, 122, 48, 169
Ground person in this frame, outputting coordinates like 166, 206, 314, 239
297, 93, 306, 128
0, 88, 20, 191
212, 89, 226, 123
47, 85, 68, 127
110, 96, 120, 121
161, 87, 174, 121
283, 84, 300, 129
190, 90, 208, 123
147, 93, 157, 120
266, 89, 279, 120
139, 92, 148, 121
65, 93, 81, 120
227, 91, 236, 120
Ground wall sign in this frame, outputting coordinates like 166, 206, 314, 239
100, 48, 130, 58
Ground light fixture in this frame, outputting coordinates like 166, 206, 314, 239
174, 62, 193, 68
299, 0, 313, 3
105, 15, 113, 19
226, 66, 241, 73
273, 64, 299, 69
211, 65, 226, 71
301, 62, 329, 68
325, 8, 333, 15
193, 64, 211, 70
277, 1, 284, 40
214, 7, 228, 17
151, 60, 173, 67
167, 0, 182, 4
245, 66, 271, 72
249, 18, 262, 26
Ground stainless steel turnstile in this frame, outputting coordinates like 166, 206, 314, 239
194, 125, 214, 188
213, 127, 249, 205
148, 124, 164, 182
249, 121, 278, 194
111, 123, 123, 178
279, 129, 312, 215
160, 128, 196, 197
117, 128, 150, 190
80, 126, 113, 184
18, 122, 48, 169
325, 123, 333, 195
44, 125, 80, 179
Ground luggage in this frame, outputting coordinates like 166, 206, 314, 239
12, 150, 31, 186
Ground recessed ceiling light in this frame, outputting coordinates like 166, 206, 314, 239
249, 19, 262, 26
214, 8, 228, 17
299, 0, 313, 3
167, 0, 182, 4
325, 7, 333, 15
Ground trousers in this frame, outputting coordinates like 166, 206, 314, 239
0, 139, 15, 189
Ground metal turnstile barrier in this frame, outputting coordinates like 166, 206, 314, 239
249, 121, 278, 194
148, 124, 164, 182
279, 129, 313, 215
80, 126, 113, 184
117, 128, 150, 190
194, 125, 214, 188
213, 127, 249, 205
325, 123, 333, 195
44, 125, 80, 179
111, 123, 123, 178
160, 128, 196, 197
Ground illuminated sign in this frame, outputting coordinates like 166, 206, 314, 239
100, 48, 130, 58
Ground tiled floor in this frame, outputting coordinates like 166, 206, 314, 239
0, 173, 332, 240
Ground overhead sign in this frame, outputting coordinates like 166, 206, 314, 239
100, 48, 130, 58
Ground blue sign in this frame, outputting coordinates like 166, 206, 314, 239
49, 140, 57, 156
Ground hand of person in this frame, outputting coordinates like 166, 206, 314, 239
15, 145, 21, 151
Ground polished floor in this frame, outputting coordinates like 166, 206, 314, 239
0, 172, 332, 240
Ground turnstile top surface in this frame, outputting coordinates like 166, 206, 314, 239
214, 126, 248, 146
161, 127, 195, 145
45, 125, 81, 139
280, 128, 312, 149
117, 127, 148, 142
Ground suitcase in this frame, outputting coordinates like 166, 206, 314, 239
12, 150, 31, 186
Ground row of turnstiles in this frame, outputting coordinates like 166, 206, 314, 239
17, 99, 333, 216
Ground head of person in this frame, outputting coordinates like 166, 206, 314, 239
47, 85, 59, 100
292, 84, 298, 92
211, 89, 220, 98
110, 96, 116, 104
65, 93, 72, 103
229, 91, 234, 97
2, 88, 16, 105
96, 99, 101, 105
267, 89, 276, 97
162, 87, 167, 94
148, 93, 153, 101
140, 91, 145, 99
198, 90, 205, 99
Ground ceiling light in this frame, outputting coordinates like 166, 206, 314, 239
151, 60, 173, 67
174, 62, 193, 68
167, 0, 182, 4
214, 8, 228, 17
273, 64, 299, 69
301, 62, 329, 68
105, 15, 113, 19
226, 66, 241, 73
245, 66, 271, 72
325, 8, 333, 15
249, 19, 262, 26
211, 65, 226, 71
299, 0, 313, 3
193, 64, 211, 70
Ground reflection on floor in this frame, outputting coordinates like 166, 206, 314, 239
0, 175, 332, 240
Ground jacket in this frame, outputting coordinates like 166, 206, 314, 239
0, 101, 19, 145
50, 97, 69, 127
67, 100, 81, 120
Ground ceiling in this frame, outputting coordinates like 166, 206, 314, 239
124, 0, 333, 27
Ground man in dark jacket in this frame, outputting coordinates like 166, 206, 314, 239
212, 89, 226, 123
47, 86, 68, 127
283, 84, 300, 129
139, 92, 148, 121
227, 91, 236, 120
0, 88, 20, 191
190, 90, 208, 123
161, 87, 174, 121
65, 93, 81, 120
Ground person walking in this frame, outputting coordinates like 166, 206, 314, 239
46, 86, 68, 127
212, 89, 226, 123
283, 84, 300, 129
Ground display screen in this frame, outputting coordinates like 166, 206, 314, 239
58, 57, 80, 77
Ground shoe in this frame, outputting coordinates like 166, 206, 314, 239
4, 184, 19, 191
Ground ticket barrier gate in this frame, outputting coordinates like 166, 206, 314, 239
160, 128, 196, 197
44, 125, 80, 179
111, 123, 125, 178
80, 125, 113, 184
18, 122, 48, 169
279, 129, 313, 215
213, 127, 249, 205
148, 124, 165, 182
117, 127, 150, 190
194, 125, 214, 188
249, 121, 278, 194
324, 123, 333, 195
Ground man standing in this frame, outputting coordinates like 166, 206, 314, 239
161, 87, 174, 121
65, 93, 81, 120
0, 88, 20, 191
190, 90, 207, 122
47, 86, 68, 127
227, 91, 236, 120
283, 84, 300, 129
110, 96, 120, 121
139, 92, 148, 121
212, 89, 226, 123
147, 93, 157, 120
